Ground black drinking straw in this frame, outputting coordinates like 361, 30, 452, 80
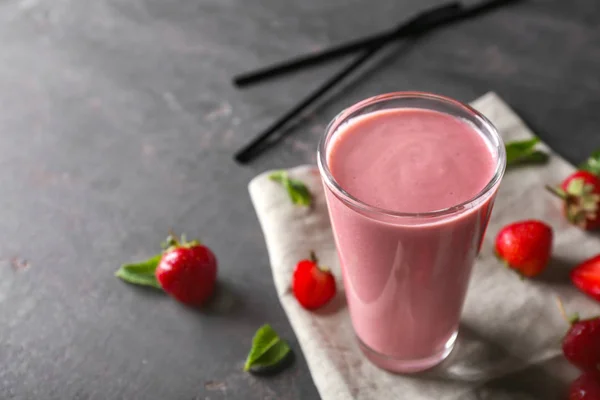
233, 0, 522, 87
234, 0, 524, 164
233, 3, 460, 87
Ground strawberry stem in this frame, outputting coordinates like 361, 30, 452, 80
556, 296, 580, 325
545, 185, 567, 199
570, 313, 581, 324
556, 296, 569, 323
168, 229, 181, 247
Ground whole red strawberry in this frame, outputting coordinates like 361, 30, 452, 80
571, 255, 600, 302
155, 235, 217, 306
495, 220, 553, 277
570, 371, 600, 400
546, 170, 600, 230
293, 252, 336, 310
563, 313, 600, 372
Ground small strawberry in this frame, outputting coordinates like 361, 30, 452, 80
570, 371, 600, 400
571, 255, 600, 303
564, 316, 600, 373
155, 234, 217, 306
546, 170, 600, 230
292, 252, 336, 310
495, 220, 553, 277
558, 300, 600, 372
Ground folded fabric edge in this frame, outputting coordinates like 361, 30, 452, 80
247, 165, 355, 399
471, 91, 541, 144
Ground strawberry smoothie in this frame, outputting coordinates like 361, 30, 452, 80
318, 93, 505, 373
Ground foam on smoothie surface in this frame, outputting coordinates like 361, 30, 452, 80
327, 108, 496, 213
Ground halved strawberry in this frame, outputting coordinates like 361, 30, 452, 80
571, 254, 600, 302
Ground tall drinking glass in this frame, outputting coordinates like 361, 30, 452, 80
317, 92, 506, 373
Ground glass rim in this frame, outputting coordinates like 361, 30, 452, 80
317, 91, 507, 219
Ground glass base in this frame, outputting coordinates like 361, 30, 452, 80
357, 330, 458, 374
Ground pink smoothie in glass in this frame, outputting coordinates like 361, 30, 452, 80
323, 106, 499, 372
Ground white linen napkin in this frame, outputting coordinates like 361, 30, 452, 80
248, 92, 599, 400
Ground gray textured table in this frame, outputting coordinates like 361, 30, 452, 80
0, 0, 599, 399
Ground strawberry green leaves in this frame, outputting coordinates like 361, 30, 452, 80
115, 254, 162, 289
244, 324, 291, 372
269, 171, 312, 207
505, 137, 549, 167
579, 150, 600, 176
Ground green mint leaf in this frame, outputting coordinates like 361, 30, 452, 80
286, 178, 312, 206
505, 137, 549, 167
244, 324, 291, 372
269, 170, 312, 207
521, 150, 549, 164
121, 254, 162, 274
268, 170, 287, 184
579, 150, 600, 176
115, 268, 161, 289
115, 254, 162, 289
505, 137, 539, 157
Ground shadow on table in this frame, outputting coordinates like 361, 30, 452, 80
535, 254, 574, 286
415, 323, 571, 399
312, 289, 347, 316
119, 277, 246, 317
248, 351, 297, 377
472, 356, 573, 400
123, 281, 164, 299
421, 323, 525, 383
200, 280, 244, 316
